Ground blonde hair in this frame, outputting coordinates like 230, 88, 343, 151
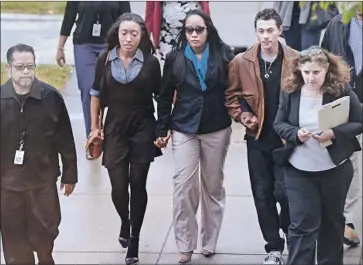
282, 47, 351, 97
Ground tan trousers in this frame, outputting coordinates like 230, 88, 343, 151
344, 134, 362, 224
171, 127, 231, 253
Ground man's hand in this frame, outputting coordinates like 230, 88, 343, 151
313, 129, 335, 143
241, 112, 258, 130
60, 183, 75, 196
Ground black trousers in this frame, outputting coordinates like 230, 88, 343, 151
285, 160, 353, 265
247, 142, 290, 253
107, 161, 151, 238
0, 183, 61, 265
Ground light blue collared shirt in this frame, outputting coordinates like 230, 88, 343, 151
90, 47, 144, 97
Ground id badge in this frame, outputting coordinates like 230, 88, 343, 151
14, 150, 25, 165
92, 23, 101, 37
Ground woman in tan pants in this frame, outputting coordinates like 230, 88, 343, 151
155, 9, 234, 264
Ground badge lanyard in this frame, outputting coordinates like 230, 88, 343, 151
14, 108, 29, 165
92, 14, 101, 37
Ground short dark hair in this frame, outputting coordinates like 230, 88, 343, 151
6, 43, 36, 64
106, 12, 155, 54
254, 8, 282, 29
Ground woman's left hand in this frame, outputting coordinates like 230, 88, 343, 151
313, 129, 335, 143
154, 130, 171, 148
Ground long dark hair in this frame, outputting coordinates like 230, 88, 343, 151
168, 9, 232, 85
105, 12, 155, 54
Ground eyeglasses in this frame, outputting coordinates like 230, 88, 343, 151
11, 64, 36, 72
185, 26, 207, 35
300, 48, 323, 56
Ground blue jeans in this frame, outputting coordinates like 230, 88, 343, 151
73, 43, 107, 138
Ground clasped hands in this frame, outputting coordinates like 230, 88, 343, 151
297, 128, 335, 143
154, 130, 171, 149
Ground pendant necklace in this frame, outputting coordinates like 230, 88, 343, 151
264, 58, 276, 79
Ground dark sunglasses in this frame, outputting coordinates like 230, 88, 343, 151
11, 64, 36, 71
300, 48, 323, 56
185, 26, 207, 35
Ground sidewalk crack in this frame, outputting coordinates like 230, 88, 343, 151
155, 220, 173, 264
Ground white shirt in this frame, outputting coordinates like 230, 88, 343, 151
289, 96, 337, 172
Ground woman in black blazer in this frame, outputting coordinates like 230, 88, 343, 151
155, 9, 233, 263
273, 47, 362, 265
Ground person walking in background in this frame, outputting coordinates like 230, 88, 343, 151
274, 1, 337, 51
155, 9, 233, 263
321, 4, 363, 247
56, 1, 131, 159
1, 43, 77, 265
145, 1, 210, 65
274, 47, 362, 265
225, 9, 299, 265
87, 13, 162, 265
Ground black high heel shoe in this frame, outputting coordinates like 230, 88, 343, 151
118, 220, 130, 248
125, 236, 139, 265
118, 237, 129, 248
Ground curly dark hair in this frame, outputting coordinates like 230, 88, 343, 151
105, 12, 155, 54
254, 8, 282, 29
282, 46, 351, 97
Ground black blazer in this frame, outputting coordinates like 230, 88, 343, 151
157, 47, 234, 137
273, 87, 362, 166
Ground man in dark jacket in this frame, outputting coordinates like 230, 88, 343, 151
321, 6, 362, 247
1, 43, 78, 264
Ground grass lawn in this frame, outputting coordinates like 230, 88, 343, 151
1, 63, 72, 90
1, 1, 66, 15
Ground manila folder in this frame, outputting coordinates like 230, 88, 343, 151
318, 96, 350, 147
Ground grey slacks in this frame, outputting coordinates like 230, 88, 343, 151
171, 127, 231, 253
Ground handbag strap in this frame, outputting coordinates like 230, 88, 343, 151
98, 51, 110, 130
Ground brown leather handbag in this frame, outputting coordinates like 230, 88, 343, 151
85, 109, 104, 159
85, 52, 110, 159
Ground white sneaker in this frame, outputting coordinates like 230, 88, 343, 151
263, 251, 283, 265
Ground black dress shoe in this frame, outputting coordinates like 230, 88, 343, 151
125, 236, 139, 265
118, 237, 129, 248
125, 257, 139, 265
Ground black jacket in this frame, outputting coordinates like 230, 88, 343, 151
273, 87, 362, 166
1, 79, 78, 191
321, 14, 362, 102
60, 1, 131, 45
157, 47, 233, 137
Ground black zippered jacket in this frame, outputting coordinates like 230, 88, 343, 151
1, 78, 78, 191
